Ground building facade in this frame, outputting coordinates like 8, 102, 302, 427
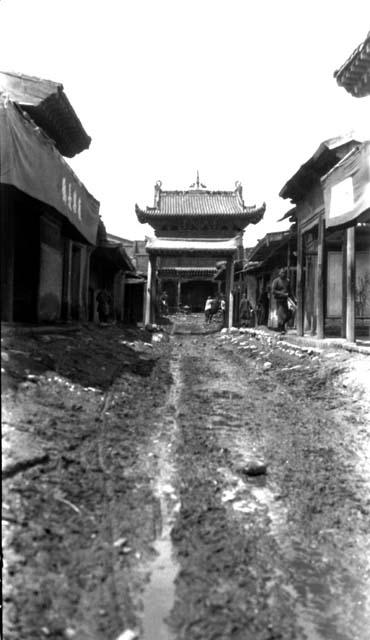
136, 176, 265, 325
279, 136, 370, 341
1, 72, 100, 323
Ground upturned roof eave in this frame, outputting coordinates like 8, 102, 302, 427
0, 71, 91, 157
334, 31, 370, 97
136, 204, 266, 223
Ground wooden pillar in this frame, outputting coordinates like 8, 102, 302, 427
144, 254, 153, 326
62, 238, 73, 320
341, 230, 347, 338
296, 225, 304, 336
77, 246, 85, 321
346, 226, 356, 343
83, 247, 91, 322
226, 257, 235, 328
150, 255, 157, 323
316, 216, 325, 339
177, 279, 181, 309
121, 272, 126, 323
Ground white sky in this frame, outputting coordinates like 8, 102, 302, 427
1, 0, 369, 246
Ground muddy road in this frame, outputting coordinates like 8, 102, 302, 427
2, 320, 370, 640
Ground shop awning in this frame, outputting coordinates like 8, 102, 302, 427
322, 142, 370, 228
0, 96, 100, 244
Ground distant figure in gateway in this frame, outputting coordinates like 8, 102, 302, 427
159, 291, 169, 316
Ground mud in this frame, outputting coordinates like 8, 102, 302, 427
2, 318, 370, 640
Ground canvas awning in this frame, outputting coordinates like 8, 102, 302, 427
322, 142, 370, 229
0, 96, 100, 244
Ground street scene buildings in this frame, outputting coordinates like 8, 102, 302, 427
1, 13, 370, 640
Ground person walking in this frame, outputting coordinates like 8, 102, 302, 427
220, 294, 226, 324
204, 296, 213, 323
239, 293, 253, 328
271, 268, 294, 333
257, 288, 269, 326
96, 289, 111, 324
159, 291, 169, 316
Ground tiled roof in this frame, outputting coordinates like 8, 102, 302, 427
279, 136, 361, 201
244, 231, 294, 268
157, 191, 246, 215
136, 182, 266, 223
0, 71, 91, 157
334, 31, 370, 98
158, 267, 216, 277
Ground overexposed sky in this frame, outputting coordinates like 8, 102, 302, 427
1, 0, 369, 246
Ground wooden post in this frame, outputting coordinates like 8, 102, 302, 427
144, 254, 153, 326
77, 246, 84, 321
177, 280, 181, 309
346, 226, 356, 343
226, 257, 235, 328
83, 247, 91, 322
150, 255, 157, 323
341, 230, 347, 338
296, 225, 304, 336
62, 239, 73, 320
121, 272, 126, 323
316, 216, 325, 339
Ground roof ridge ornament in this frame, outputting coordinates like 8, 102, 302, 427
154, 180, 162, 206
235, 180, 243, 199
189, 170, 207, 190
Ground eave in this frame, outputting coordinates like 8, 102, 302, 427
279, 137, 360, 202
245, 230, 294, 266
334, 31, 370, 97
135, 203, 266, 225
92, 243, 135, 272
0, 71, 91, 157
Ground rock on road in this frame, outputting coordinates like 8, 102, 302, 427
2, 322, 370, 640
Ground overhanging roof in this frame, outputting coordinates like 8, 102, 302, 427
334, 31, 370, 98
145, 237, 238, 255
0, 96, 99, 244
279, 136, 361, 202
244, 230, 293, 267
136, 181, 265, 225
0, 71, 91, 157
92, 243, 136, 271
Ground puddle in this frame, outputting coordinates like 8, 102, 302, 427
141, 359, 182, 640
141, 477, 178, 640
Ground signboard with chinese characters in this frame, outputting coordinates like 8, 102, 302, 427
0, 98, 99, 244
